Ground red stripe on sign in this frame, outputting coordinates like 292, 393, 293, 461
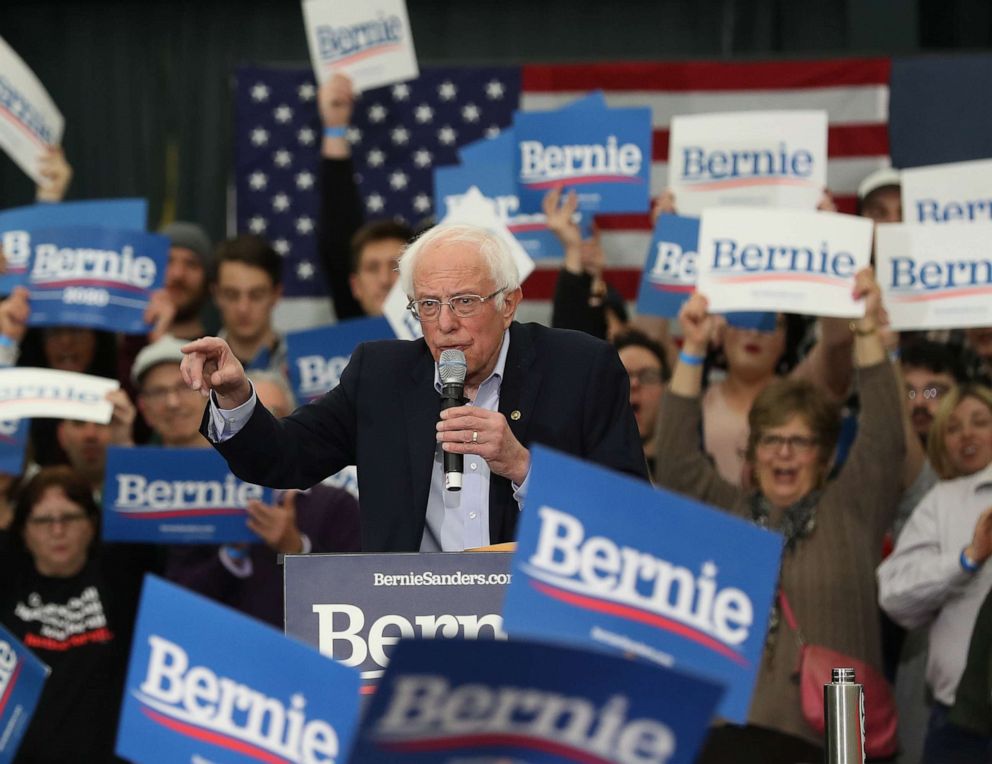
0, 662, 22, 718
523, 268, 645, 301
522, 58, 891, 92
653, 123, 890, 162
141, 706, 291, 764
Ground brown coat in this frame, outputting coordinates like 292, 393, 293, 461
654, 361, 904, 745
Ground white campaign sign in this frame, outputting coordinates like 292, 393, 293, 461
877, 222, 992, 330
441, 186, 536, 284
669, 110, 827, 216
901, 158, 992, 225
0, 36, 65, 185
0, 368, 118, 423
696, 208, 873, 318
301, 0, 419, 91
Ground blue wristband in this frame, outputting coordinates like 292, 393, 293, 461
223, 545, 249, 561
961, 547, 981, 574
323, 126, 347, 138
0, 336, 15, 348
678, 350, 705, 367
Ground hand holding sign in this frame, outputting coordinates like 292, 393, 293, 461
437, 405, 530, 485
180, 336, 251, 407
247, 490, 304, 554
106, 389, 136, 447
318, 73, 354, 129
0, 286, 30, 343
34, 146, 72, 203
142, 289, 176, 343
541, 187, 581, 252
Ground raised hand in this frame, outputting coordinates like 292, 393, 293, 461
677, 292, 716, 356
36, 146, 73, 203
247, 491, 303, 554
179, 337, 251, 407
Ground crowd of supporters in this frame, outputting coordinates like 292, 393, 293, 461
2, 75, 992, 764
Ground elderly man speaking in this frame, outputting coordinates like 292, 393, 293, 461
180, 224, 646, 552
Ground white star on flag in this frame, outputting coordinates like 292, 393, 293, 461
250, 128, 269, 146
366, 193, 385, 213
249, 172, 268, 190
273, 239, 291, 255
413, 194, 432, 213
438, 81, 457, 101
296, 260, 315, 280
346, 127, 362, 144
297, 127, 315, 146
297, 83, 316, 101
274, 105, 293, 123
251, 83, 270, 102
391, 126, 410, 145
438, 126, 457, 145
273, 150, 292, 168
461, 103, 480, 123
414, 104, 434, 124
295, 216, 315, 234
413, 149, 433, 168
248, 216, 267, 233
485, 125, 502, 138
367, 149, 386, 167
367, 104, 387, 123
391, 83, 410, 101
485, 80, 504, 100
389, 171, 409, 190
272, 193, 291, 212
295, 171, 314, 190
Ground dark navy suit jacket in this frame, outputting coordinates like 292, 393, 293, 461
206, 322, 647, 552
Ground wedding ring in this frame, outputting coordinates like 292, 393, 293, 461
471, 431, 479, 443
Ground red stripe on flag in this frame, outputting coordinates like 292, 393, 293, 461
522, 58, 891, 93
653, 124, 889, 161
523, 268, 645, 302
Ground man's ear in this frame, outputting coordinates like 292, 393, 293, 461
502, 286, 523, 321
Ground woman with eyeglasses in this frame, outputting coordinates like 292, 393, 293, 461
878, 384, 992, 763
654, 268, 904, 762
0, 466, 152, 762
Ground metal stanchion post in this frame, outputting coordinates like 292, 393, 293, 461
824, 667, 866, 764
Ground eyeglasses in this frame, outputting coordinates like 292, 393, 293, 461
407, 289, 505, 321
141, 382, 200, 404
628, 368, 664, 386
756, 434, 819, 454
906, 385, 950, 402
28, 511, 89, 529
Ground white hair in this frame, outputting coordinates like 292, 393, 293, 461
397, 224, 520, 308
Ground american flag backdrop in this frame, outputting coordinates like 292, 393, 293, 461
234, 59, 890, 325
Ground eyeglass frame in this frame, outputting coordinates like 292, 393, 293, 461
755, 433, 819, 454
406, 289, 506, 321
27, 511, 91, 529
139, 381, 202, 405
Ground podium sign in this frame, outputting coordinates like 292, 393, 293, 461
284, 551, 511, 694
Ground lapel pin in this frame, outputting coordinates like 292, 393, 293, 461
510, 410, 521, 421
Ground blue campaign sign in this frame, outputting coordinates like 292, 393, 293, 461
0, 419, 28, 476
101, 447, 273, 544
24, 226, 168, 334
347, 637, 723, 764
0, 198, 147, 294
561, 90, 608, 112
0, 624, 50, 764
636, 214, 699, 318
116, 576, 361, 764
435, 157, 566, 261
286, 317, 394, 404
502, 445, 784, 723
457, 128, 515, 165
514, 104, 652, 214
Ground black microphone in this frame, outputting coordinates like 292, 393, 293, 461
438, 349, 468, 491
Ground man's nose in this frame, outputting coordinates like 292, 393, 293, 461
436, 304, 460, 331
